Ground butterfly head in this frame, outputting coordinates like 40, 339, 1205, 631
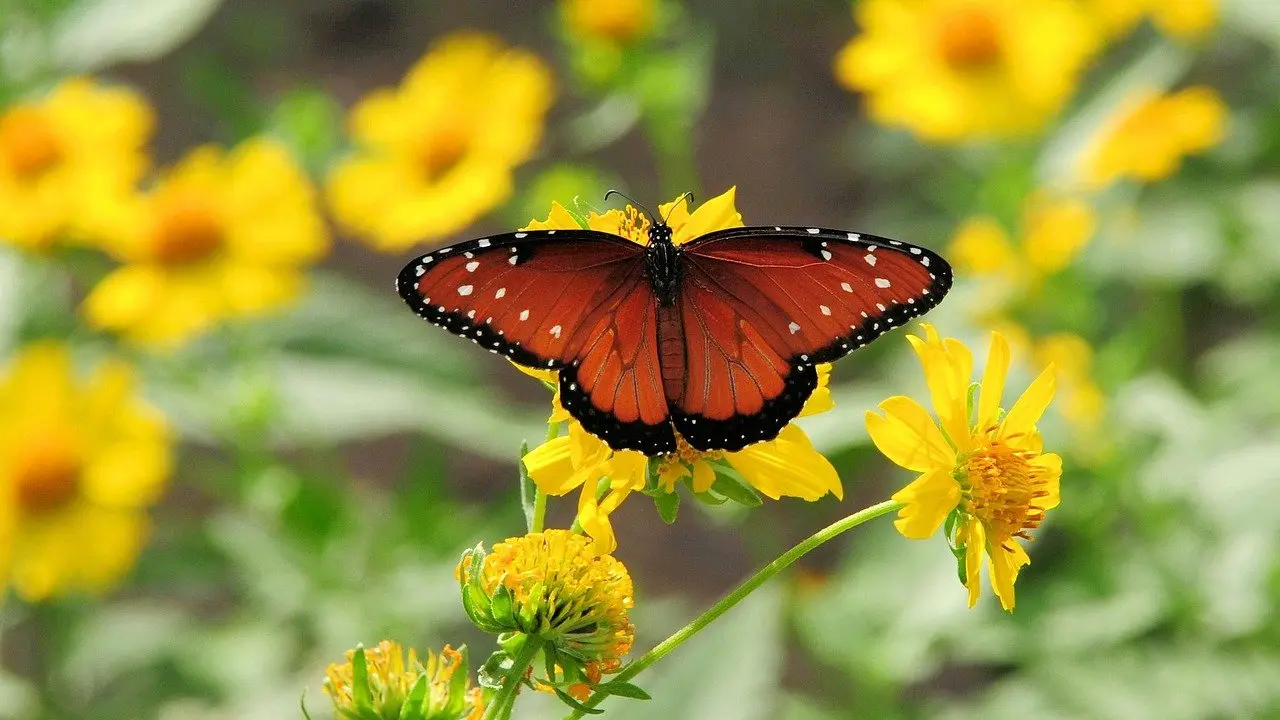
648, 222, 674, 246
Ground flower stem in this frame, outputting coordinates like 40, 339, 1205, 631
564, 499, 904, 719
529, 422, 558, 534
483, 639, 541, 720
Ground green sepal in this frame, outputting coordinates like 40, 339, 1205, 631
518, 441, 536, 533
693, 490, 728, 506
518, 582, 543, 630
400, 674, 429, 720
653, 489, 680, 524
554, 688, 605, 715
478, 650, 515, 690
443, 646, 471, 716
490, 582, 516, 627
351, 645, 372, 710
593, 680, 652, 700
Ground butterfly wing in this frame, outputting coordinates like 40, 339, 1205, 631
397, 230, 676, 454
670, 226, 952, 451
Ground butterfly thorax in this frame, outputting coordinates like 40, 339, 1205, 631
644, 222, 682, 305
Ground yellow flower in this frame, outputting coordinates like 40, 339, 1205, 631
1033, 332, 1105, 435
1081, 0, 1217, 40
0, 78, 152, 252
458, 530, 633, 681
323, 641, 484, 720
1081, 86, 1227, 189
520, 189, 841, 550
83, 138, 328, 349
949, 191, 1095, 293
834, 0, 1100, 142
865, 324, 1062, 610
562, 0, 656, 44
0, 342, 172, 601
328, 33, 555, 252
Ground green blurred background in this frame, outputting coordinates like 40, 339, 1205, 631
2, 0, 1280, 718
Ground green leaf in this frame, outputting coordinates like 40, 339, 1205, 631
519, 441, 536, 533
710, 467, 763, 507
653, 490, 680, 524
594, 681, 652, 700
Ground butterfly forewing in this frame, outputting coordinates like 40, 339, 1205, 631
397, 230, 678, 454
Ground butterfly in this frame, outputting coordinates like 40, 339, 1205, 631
397, 198, 952, 457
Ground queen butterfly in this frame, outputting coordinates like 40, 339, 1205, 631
397, 202, 952, 456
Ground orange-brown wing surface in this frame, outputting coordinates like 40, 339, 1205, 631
669, 226, 952, 451
398, 230, 675, 454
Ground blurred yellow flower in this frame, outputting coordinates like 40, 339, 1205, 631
866, 324, 1062, 610
520, 189, 841, 551
323, 641, 484, 720
1034, 332, 1105, 435
834, 0, 1100, 142
0, 78, 151, 252
0, 342, 171, 601
562, 0, 656, 44
328, 33, 555, 252
83, 138, 328, 349
1081, 86, 1227, 188
949, 192, 1095, 292
1082, 0, 1217, 40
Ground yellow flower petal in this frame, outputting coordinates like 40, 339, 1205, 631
976, 331, 1010, 431
889, 468, 959, 539
799, 364, 835, 417
668, 187, 743, 245
865, 396, 954, 472
987, 537, 1030, 612
578, 481, 617, 553
1000, 364, 1057, 442
963, 520, 985, 609
726, 425, 842, 501
522, 201, 585, 231
522, 436, 580, 495
691, 460, 716, 494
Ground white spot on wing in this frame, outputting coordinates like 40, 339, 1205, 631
820, 250, 833, 261
806, 228, 821, 234
550, 324, 562, 338
478, 238, 490, 247
922, 256, 930, 267
819, 305, 831, 316
508, 256, 518, 265
875, 278, 891, 288
415, 265, 425, 276
789, 322, 801, 334
876, 303, 887, 311
847, 232, 861, 241
457, 285, 473, 296
495, 287, 506, 298
864, 254, 876, 266
514, 232, 527, 238
464, 252, 474, 259
910, 247, 921, 255
519, 309, 530, 321
465, 261, 479, 272
841, 282, 853, 293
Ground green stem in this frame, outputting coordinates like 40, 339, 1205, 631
564, 499, 904, 719
483, 639, 541, 720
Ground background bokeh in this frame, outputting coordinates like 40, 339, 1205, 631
2, 0, 1279, 718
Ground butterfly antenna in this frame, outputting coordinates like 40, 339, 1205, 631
661, 192, 695, 225
603, 189, 657, 225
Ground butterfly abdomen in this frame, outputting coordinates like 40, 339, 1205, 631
657, 303, 685, 400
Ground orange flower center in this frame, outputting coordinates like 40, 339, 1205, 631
0, 107, 64, 180
960, 440, 1050, 542
14, 434, 81, 515
937, 7, 1003, 69
152, 195, 224, 265
418, 126, 470, 183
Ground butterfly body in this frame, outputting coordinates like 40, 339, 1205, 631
398, 218, 951, 457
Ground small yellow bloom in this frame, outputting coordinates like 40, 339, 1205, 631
460, 530, 634, 666
323, 641, 484, 720
0, 342, 172, 601
1081, 86, 1228, 188
835, 0, 1100, 142
83, 138, 328, 349
1033, 332, 1105, 435
865, 324, 1062, 610
562, 0, 656, 44
328, 33, 555, 252
949, 191, 1095, 294
520, 189, 841, 549
0, 78, 152, 252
